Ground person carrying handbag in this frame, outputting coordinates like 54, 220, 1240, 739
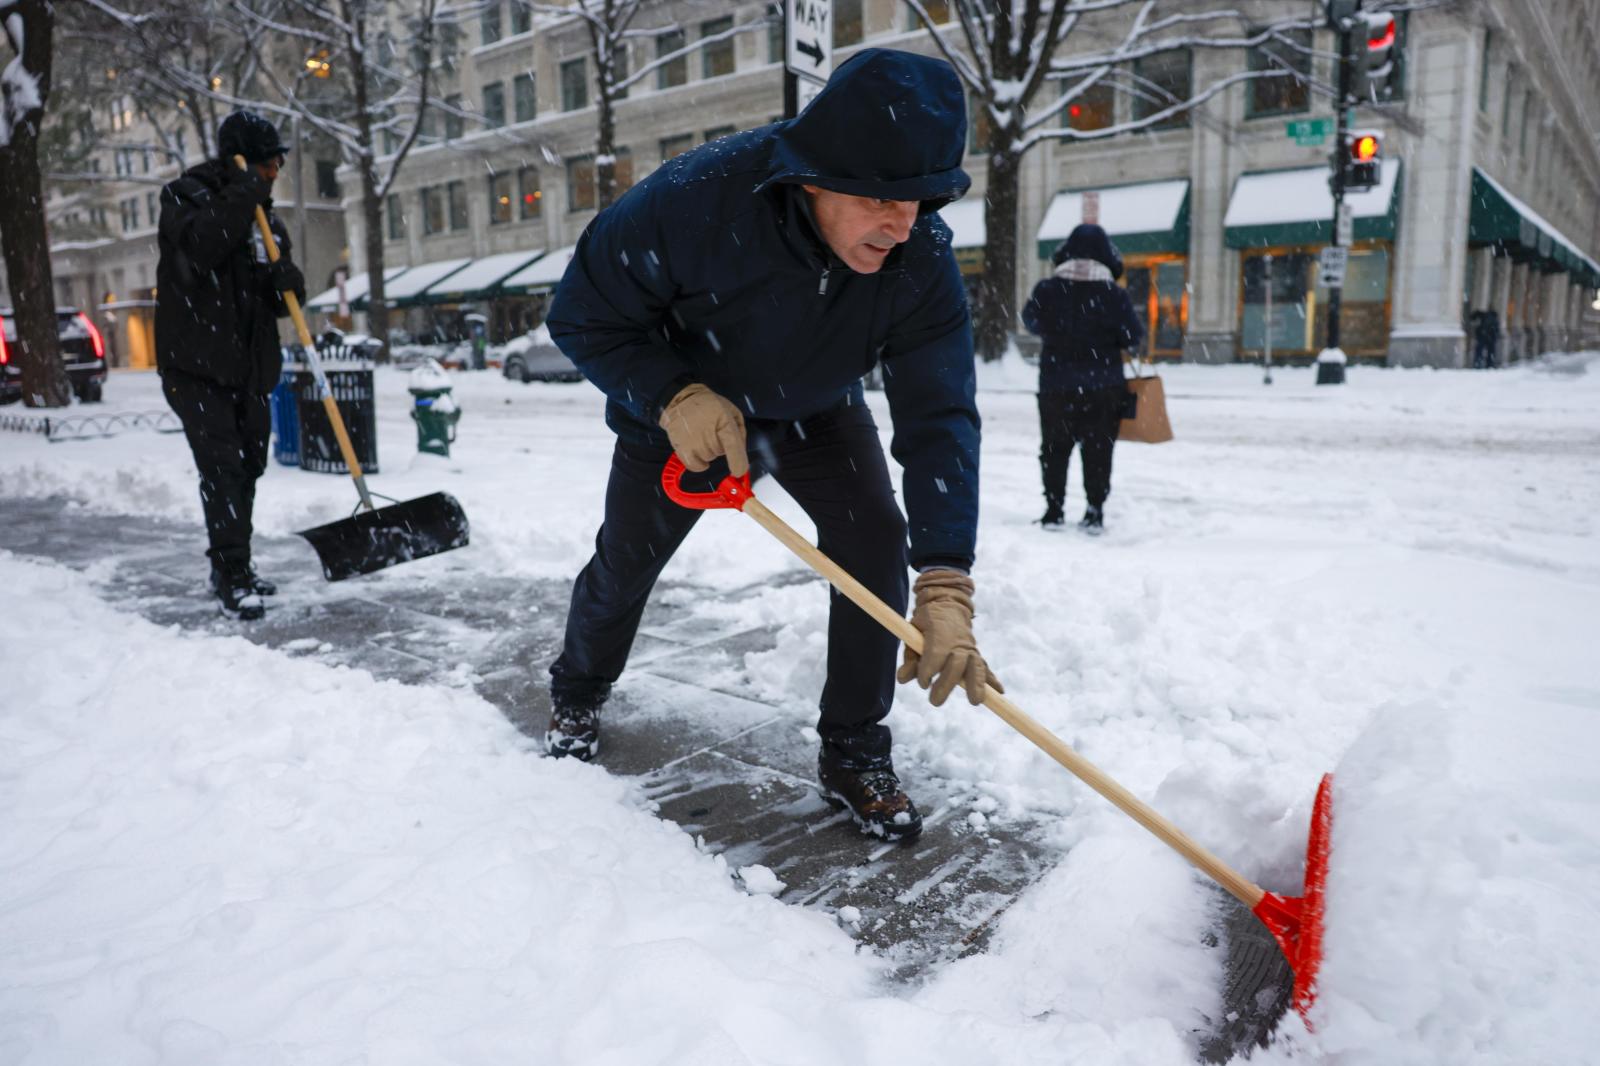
1022, 223, 1144, 534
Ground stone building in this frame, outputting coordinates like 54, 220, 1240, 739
13, 0, 1598, 370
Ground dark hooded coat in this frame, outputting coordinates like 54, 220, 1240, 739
156, 159, 302, 395
547, 48, 982, 568
1023, 224, 1144, 394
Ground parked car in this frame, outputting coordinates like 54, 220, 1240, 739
499, 326, 582, 383
0, 307, 108, 404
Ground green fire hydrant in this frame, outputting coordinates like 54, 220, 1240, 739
408, 358, 460, 457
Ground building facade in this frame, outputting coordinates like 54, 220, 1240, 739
13, 0, 1599, 370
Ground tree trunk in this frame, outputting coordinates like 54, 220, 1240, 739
344, 13, 389, 356
595, 87, 617, 210
359, 155, 390, 358
975, 146, 1022, 363
0, 0, 70, 406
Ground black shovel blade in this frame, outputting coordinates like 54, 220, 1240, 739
298, 491, 470, 581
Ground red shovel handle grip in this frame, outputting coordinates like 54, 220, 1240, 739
661, 454, 754, 511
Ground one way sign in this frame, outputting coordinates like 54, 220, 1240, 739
785, 0, 833, 85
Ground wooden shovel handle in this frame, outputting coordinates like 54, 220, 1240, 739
235, 156, 370, 498
741, 495, 1265, 909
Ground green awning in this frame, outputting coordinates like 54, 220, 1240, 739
412, 249, 547, 305
1470, 168, 1600, 286
1224, 161, 1403, 249
1035, 179, 1190, 259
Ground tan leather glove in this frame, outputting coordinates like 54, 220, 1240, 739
896, 569, 1004, 707
658, 383, 749, 477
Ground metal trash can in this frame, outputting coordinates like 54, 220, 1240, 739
295, 358, 379, 474
270, 363, 301, 467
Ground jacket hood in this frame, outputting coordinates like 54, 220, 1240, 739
763, 48, 970, 207
1052, 223, 1123, 279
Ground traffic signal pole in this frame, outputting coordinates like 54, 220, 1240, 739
1321, 21, 1353, 385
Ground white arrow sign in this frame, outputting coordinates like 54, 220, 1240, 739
786, 0, 832, 85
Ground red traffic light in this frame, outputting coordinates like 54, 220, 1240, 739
1352, 134, 1380, 162
1366, 15, 1396, 52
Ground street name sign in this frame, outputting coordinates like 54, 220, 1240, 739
1287, 117, 1334, 145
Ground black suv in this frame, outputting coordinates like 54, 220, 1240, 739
0, 307, 108, 403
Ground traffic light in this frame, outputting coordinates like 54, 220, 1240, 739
1342, 129, 1383, 191
1351, 11, 1397, 102
1325, 0, 1361, 27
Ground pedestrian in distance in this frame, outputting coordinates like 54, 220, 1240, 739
156, 110, 306, 620
1022, 224, 1144, 535
543, 48, 1003, 841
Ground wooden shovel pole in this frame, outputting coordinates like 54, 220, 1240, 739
741, 495, 1266, 909
235, 156, 375, 511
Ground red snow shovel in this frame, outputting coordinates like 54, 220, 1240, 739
661, 455, 1334, 1020
238, 158, 469, 581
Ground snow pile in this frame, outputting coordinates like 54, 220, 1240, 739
3, 353, 1600, 1063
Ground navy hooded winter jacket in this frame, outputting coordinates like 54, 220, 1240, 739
547, 49, 982, 569
1022, 224, 1144, 394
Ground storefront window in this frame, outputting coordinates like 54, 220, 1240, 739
1123, 259, 1188, 357
1241, 252, 1313, 352
1241, 247, 1391, 356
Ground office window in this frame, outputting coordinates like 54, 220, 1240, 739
514, 72, 537, 123
768, 10, 783, 63
701, 17, 734, 79
1247, 27, 1311, 116
1478, 30, 1492, 113
141, 149, 150, 172
835, 0, 863, 46
1062, 78, 1114, 132
146, 192, 157, 223
448, 180, 468, 230
174, 129, 186, 161
484, 81, 506, 127
610, 43, 630, 101
386, 193, 405, 240
661, 133, 695, 160
567, 154, 596, 212
482, 1, 501, 45
1500, 76, 1516, 139
611, 146, 635, 197
657, 29, 687, 89
316, 159, 340, 198
907, 0, 950, 28
382, 126, 399, 154
561, 57, 588, 110
704, 125, 736, 143
1131, 49, 1191, 129
421, 186, 444, 235
968, 93, 992, 154
510, 0, 531, 36
1520, 92, 1534, 158
489, 172, 514, 225
518, 166, 542, 219
445, 93, 464, 139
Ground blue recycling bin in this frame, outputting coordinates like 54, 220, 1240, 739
270, 364, 301, 467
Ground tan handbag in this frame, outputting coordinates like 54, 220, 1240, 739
1119, 355, 1174, 444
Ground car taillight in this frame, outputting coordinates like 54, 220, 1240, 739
77, 312, 105, 359
0, 327, 9, 366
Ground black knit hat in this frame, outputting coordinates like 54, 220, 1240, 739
218, 110, 290, 165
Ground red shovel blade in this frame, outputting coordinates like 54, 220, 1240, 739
1252, 773, 1335, 1021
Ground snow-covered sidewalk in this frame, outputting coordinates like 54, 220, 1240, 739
3, 355, 1599, 1064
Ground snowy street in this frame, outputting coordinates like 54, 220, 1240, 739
3, 355, 1599, 1065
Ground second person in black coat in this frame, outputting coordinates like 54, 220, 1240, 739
1022, 224, 1144, 534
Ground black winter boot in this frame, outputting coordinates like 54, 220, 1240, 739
1078, 506, 1104, 535
210, 564, 265, 621
246, 564, 277, 596
546, 695, 603, 761
1040, 502, 1066, 530
818, 749, 922, 840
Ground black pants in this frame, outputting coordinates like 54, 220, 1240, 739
550, 402, 909, 768
1039, 385, 1125, 510
162, 370, 271, 572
